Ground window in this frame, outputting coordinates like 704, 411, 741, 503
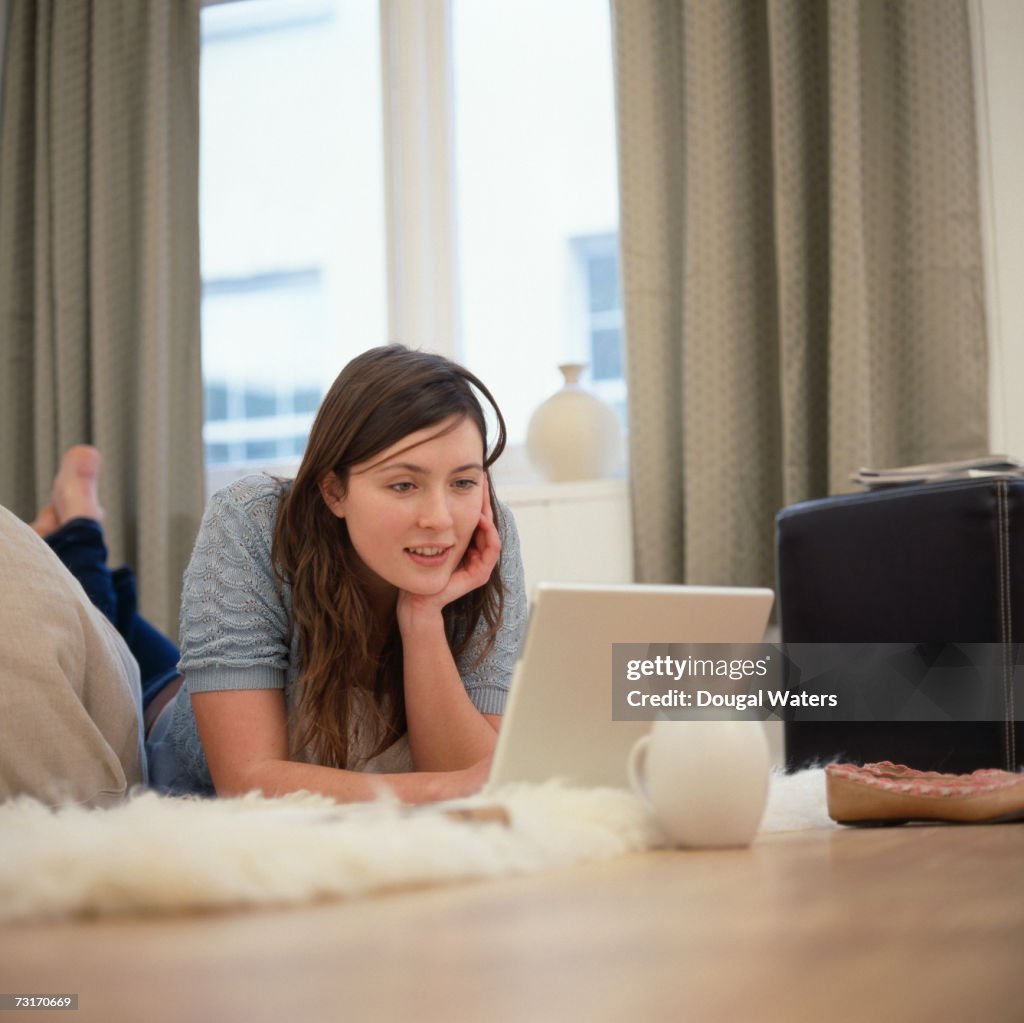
200, 0, 386, 483
200, 0, 622, 487
451, 0, 622, 448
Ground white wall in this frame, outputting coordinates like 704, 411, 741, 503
975, 0, 1024, 455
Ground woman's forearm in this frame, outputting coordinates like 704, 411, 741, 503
193, 687, 487, 804
400, 611, 499, 771
225, 755, 485, 804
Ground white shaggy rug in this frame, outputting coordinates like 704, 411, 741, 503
0, 769, 832, 922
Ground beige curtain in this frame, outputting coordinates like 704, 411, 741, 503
0, 0, 203, 638
612, 0, 989, 589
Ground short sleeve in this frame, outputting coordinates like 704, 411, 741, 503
457, 502, 528, 714
177, 477, 291, 693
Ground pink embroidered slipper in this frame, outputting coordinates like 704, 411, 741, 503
825, 761, 1024, 827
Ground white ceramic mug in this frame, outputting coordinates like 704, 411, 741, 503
627, 719, 771, 848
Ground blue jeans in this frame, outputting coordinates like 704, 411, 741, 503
45, 518, 181, 709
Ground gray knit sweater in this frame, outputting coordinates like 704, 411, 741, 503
146, 475, 527, 795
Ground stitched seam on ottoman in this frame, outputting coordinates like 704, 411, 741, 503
997, 481, 1015, 770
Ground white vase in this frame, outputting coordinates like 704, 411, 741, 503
525, 363, 623, 482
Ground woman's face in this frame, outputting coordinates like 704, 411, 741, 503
320, 415, 487, 602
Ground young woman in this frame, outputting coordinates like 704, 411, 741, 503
146, 345, 527, 803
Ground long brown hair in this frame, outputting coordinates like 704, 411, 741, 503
272, 345, 507, 768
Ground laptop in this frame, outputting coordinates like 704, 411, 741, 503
484, 582, 774, 792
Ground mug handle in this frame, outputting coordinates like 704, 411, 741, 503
627, 734, 652, 808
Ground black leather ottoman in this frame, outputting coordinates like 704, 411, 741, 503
776, 476, 1024, 773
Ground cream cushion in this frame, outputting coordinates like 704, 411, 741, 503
0, 505, 145, 806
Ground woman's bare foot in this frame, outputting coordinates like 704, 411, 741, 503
29, 504, 61, 537
50, 445, 105, 526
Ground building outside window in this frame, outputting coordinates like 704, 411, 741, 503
570, 232, 626, 426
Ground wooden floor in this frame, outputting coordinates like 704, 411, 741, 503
1, 822, 1022, 1023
